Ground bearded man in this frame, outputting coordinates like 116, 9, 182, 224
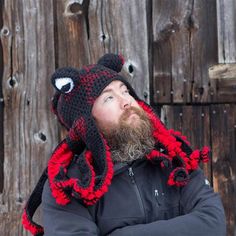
22, 54, 226, 236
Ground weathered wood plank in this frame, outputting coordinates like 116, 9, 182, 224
217, 0, 236, 63
1, 0, 58, 235
211, 104, 236, 236
209, 63, 236, 79
161, 105, 211, 181
0, 0, 4, 195
152, 0, 218, 104
208, 63, 236, 102
55, 0, 90, 68
88, 0, 151, 102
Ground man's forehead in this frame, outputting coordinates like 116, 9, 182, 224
101, 80, 126, 94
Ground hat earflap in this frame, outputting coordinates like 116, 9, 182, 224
97, 53, 124, 73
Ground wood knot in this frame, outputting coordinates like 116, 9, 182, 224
65, 0, 84, 15
124, 60, 135, 76
34, 131, 47, 143
7, 76, 18, 88
0, 27, 10, 37
155, 17, 179, 42
184, 14, 199, 31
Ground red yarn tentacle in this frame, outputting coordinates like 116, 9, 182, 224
200, 146, 210, 163
48, 139, 97, 205
167, 167, 189, 187
84, 138, 114, 205
72, 150, 96, 199
169, 129, 191, 146
48, 140, 74, 205
189, 150, 201, 170
22, 210, 44, 236
138, 101, 190, 165
146, 149, 165, 160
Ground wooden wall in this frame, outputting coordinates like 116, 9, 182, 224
0, 0, 235, 235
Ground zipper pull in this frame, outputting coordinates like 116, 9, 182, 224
154, 189, 159, 197
128, 167, 135, 184
154, 189, 161, 206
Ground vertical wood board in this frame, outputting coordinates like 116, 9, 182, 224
88, 0, 151, 102
1, 0, 58, 235
210, 104, 236, 236
152, 0, 218, 104
217, 0, 236, 63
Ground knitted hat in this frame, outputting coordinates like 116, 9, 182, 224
22, 53, 210, 236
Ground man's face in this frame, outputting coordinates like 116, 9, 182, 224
92, 80, 141, 132
92, 80, 155, 162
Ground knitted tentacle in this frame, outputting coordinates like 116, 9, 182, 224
22, 168, 48, 236
48, 139, 96, 205
200, 146, 210, 163
146, 149, 172, 169
22, 210, 44, 236
138, 101, 209, 187
68, 117, 114, 205
48, 139, 74, 205
138, 101, 188, 162
168, 167, 189, 187
83, 138, 114, 205
169, 129, 191, 146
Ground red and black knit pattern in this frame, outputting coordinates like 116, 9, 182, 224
140, 101, 210, 186
22, 53, 210, 236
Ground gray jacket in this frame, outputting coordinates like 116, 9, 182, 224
42, 159, 226, 236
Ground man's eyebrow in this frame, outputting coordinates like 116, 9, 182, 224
101, 82, 126, 95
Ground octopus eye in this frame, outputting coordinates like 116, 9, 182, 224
54, 77, 74, 93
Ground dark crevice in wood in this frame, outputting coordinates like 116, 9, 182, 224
83, 0, 90, 40
0, 0, 4, 194
53, 0, 58, 69
100, 0, 106, 51
147, 0, 153, 106
189, 0, 195, 103
155, 18, 179, 43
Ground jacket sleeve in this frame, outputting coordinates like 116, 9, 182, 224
109, 168, 226, 236
42, 180, 100, 236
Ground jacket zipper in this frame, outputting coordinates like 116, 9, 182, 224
128, 167, 146, 221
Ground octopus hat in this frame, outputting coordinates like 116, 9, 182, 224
22, 53, 210, 236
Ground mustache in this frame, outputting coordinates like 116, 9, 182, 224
120, 106, 146, 121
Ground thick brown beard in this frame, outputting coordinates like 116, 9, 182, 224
99, 107, 155, 163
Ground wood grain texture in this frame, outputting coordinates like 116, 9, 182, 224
55, 0, 91, 68
152, 0, 218, 104
0, 0, 58, 235
88, 0, 151, 102
209, 63, 236, 79
0, 0, 4, 194
211, 104, 236, 236
217, 0, 236, 63
208, 63, 236, 103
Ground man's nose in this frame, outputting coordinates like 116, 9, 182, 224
120, 96, 131, 109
